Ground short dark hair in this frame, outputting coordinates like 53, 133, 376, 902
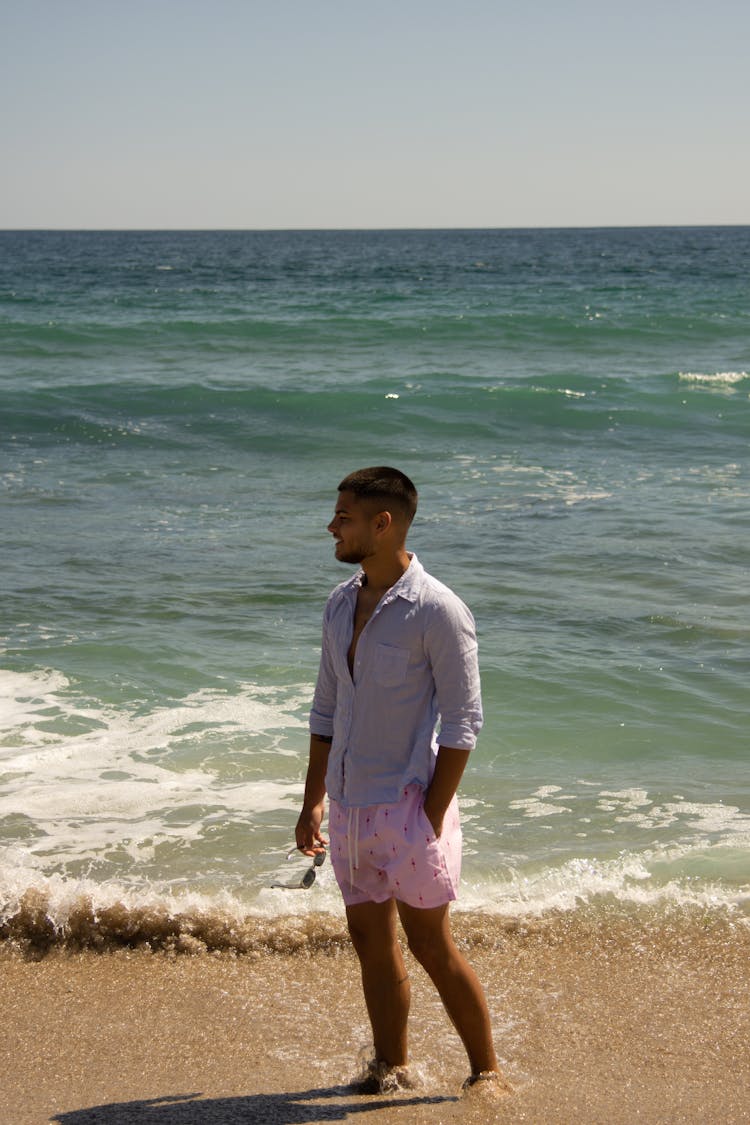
338, 466, 418, 524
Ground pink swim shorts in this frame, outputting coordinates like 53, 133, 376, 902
328, 783, 462, 908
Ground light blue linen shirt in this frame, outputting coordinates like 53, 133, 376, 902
309, 553, 483, 807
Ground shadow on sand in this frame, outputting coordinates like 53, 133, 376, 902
53, 1085, 459, 1124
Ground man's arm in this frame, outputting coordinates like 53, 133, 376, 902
423, 745, 470, 838
295, 734, 332, 855
300, 602, 337, 854
422, 593, 483, 837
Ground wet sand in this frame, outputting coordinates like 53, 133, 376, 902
2, 909, 749, 1124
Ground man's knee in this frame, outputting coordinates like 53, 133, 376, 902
347, 901, 398, 960
399, 905, 456, 973
347, 912, 374, 956
404, 925, 450, 973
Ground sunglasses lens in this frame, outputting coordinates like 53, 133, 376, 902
301, 867, 317, 889
314, 851, 326, 867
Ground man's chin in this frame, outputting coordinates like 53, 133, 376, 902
334, 545, 363, 565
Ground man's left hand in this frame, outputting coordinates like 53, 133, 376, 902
422, 795, 444, 839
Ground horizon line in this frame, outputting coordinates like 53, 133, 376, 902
2, 222, 749, 235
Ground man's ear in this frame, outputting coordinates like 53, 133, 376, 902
375, 510, 392, 533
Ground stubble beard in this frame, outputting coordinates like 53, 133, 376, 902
334, 537, 374, 566
335, 545, 365, 565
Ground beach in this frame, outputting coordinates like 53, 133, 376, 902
3, 908, 749, 1125
2, 227, 749, 1122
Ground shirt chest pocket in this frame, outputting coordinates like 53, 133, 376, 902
372, 643, 410, 687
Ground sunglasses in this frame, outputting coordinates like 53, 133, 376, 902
271, 848, 326, 890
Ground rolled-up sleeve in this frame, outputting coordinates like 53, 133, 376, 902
309, 613, 337, 739
424, 597, 483, 750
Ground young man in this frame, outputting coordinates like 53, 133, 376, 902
295, 467, 506, 1095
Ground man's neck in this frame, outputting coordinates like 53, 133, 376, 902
360, 549, 411, 596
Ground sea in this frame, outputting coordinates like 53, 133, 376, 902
1, 227, 748, 953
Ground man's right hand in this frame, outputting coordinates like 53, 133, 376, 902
295, 801, 328, 856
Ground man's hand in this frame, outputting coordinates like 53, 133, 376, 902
423, 745, 471, 840
295, 734, 331, 855
295, 801, 328, 856
422, 791, 444, 839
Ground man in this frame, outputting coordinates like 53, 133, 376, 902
295, 467, 507, 1096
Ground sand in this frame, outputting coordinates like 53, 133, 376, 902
2, 909, 749, 1125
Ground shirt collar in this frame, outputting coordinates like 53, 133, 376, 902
392, 552, 422, 602
350, 552, 422, 603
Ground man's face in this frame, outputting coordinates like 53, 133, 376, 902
327, 491, 380, 565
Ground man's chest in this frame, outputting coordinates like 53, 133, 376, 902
329, 593, 426, 685
347, 587, 385, 674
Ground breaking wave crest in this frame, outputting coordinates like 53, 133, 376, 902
678, 370, 748, 388
1, 884, 351, 958
3, 863, 748, 960
4, 882, 747, 966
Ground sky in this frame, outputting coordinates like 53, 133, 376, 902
2, 0, 748, 229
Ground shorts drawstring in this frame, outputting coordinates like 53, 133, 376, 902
347, 806, 360, 888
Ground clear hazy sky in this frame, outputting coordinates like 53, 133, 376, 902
2, 0, 748, 229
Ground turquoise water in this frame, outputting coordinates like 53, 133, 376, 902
1, 228, 748, 941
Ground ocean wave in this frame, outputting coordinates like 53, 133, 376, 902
0, 374, 708, 458
2, 665, 749, 934
471, 852, 750, 920
2, 861, 747, 958
678, 370, 748, 388
0, 878, 350, 957
0, 667, 310, 890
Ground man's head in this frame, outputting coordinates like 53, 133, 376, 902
337, 466, 418, 525
328, 467, 418, 566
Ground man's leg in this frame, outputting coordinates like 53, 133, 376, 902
396, 900, 498, 1076
346, 899, 411, 1067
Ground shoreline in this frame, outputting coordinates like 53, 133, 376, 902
3, 908, 749, 1124
4, 879, 749, 958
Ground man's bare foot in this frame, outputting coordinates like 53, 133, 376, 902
461, 1070, 513, 1098
351, 1057, 416, 1095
